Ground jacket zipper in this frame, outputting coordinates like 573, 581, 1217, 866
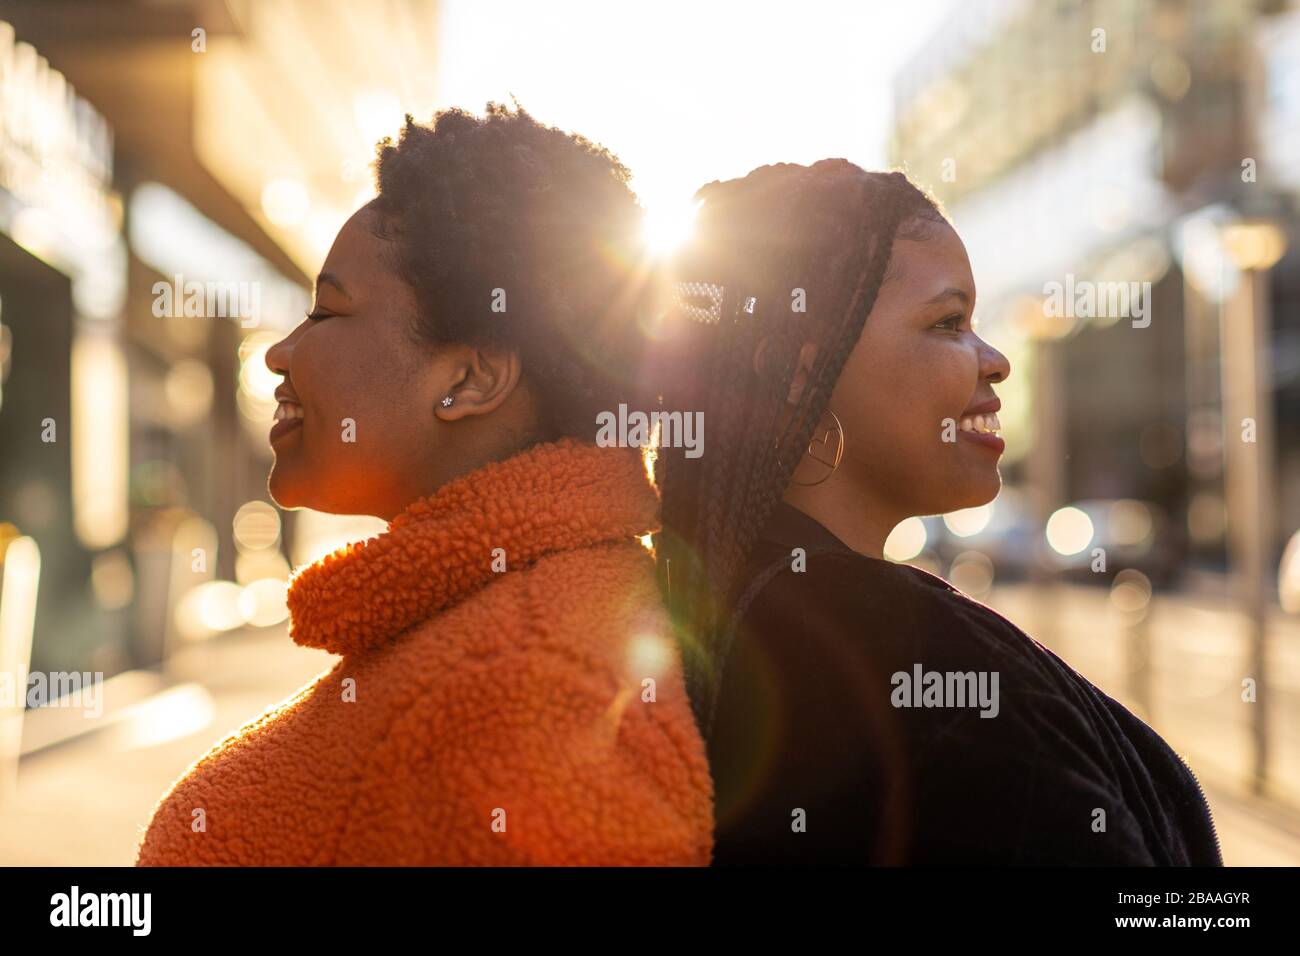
1177, 753, 1224, 865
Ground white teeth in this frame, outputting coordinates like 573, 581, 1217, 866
275, 402, 304, 422
959, 411, 1001, 434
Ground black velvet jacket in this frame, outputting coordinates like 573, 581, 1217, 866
707, 501, 1224, 866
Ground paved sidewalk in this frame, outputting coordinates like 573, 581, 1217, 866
0, 626, 334, 866
1205, 780, 1300, 866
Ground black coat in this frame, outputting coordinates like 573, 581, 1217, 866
707, 501, 1224, 865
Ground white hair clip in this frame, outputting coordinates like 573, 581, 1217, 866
671, 281, 757, 325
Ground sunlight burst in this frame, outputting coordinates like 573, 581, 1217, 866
642, 198, 700, 256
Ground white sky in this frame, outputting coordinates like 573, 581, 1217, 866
435, 0, 958, 221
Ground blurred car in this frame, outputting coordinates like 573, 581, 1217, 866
914, 490, 1182, 591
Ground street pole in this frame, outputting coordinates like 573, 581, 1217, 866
1219, 226, 1284, 797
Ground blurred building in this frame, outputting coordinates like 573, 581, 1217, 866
891, 0, 1298, 587
0, 0, 438, 692
890, 0, 1300, 796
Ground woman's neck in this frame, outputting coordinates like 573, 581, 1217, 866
780, 470, 899, 561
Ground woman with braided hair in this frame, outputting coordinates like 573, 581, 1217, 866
648, 160, 1222, 865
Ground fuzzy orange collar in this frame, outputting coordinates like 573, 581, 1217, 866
286, 438, 658, 657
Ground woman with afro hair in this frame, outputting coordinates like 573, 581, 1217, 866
135, 103, 713, 866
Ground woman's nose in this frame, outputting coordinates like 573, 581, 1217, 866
265, 332, 292, 376
980, 338, 1010, 384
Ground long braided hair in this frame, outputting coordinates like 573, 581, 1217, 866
648, 161, 948, 740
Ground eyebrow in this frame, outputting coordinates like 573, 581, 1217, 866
923, 287, 972, 308
315, 271, 351, 301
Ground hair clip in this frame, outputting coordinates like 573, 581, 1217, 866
671, 281, 725, 325
671, 281, 758, 325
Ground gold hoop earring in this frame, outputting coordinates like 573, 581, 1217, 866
789, 409, 845, 487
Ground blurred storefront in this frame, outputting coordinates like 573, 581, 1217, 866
1, 0, 440, 701
0, 4, 300, 691
0, 17, 131, 686
889, 0, 1300, 798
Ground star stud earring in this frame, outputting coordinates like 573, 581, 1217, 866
440, 396, 454, 408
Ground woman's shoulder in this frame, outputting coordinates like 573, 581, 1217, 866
372, 541, 713, 864
396, 536, 695, 752
735, 540, 1126, 775
478, 538, 666, 647
371, 541, 672, 717
743, 540, 1052, 672
728, 544, 1205, 863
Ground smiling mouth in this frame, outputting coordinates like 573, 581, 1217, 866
270, 401, 304, 443
956, 411, 1004, 454
958, 411, 1001, 435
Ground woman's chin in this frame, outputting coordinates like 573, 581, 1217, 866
941, 471, 1002, 512
975, 477, 1003, 508
267, 469, 302, 511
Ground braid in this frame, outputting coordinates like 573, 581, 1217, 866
652, 163, 946, 739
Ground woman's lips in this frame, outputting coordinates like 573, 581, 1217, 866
958, 429, 1005, 454
270, 401, 304, 444
269, 417, 302, 444
957, 409, 1003, 454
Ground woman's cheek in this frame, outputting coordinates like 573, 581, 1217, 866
308, 346, 370, 444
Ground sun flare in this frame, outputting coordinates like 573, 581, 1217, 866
642, 198, 701, 256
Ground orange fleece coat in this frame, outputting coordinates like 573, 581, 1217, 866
135, 439, 714, 865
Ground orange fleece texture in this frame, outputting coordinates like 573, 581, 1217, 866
135, 438, 714, 865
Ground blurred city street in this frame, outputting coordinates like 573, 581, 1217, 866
3, 582, 1300, 866
2, 0, 1299, 870
995, 582, 1300, 865
0, 625, 333, 866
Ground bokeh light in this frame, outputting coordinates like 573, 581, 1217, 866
884, 517, 927, 561
1046, 506, 1094, 556
949, 550, 994, 598
233, 500, 282, 553
943, 503, 993, 538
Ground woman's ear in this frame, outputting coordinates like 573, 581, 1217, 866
434, 345, 523, 422
753, 339, 819, 405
